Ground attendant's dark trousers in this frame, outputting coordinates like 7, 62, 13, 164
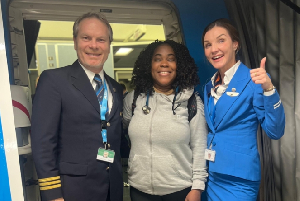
130, 186, 191, 201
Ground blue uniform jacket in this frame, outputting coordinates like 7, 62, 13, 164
204, 63, 285, 181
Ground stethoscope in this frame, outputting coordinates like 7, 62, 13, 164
142, 92, 151, 115
142, 87, 180, 115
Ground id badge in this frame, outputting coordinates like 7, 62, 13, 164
97, 148, 115, 163
204, 149, 216, 162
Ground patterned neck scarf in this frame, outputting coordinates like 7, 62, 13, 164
213, 72, 222, 93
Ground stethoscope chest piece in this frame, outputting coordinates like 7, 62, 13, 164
142, 105, 151, 115
142, 91, 151, 115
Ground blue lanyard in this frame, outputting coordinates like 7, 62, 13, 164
100, 79, 108, 144
208, 96, 216, 123
208, 96, 216, 148
146, 92, 150, 107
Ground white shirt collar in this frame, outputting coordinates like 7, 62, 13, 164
211, 60, 241, 86
210, 60, 241, 104
79, 61, 104, 84
78, 61, 113, 113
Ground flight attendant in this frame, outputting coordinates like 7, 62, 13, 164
202, 18, 285, 201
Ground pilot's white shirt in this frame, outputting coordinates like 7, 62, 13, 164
80, 62, 113, 114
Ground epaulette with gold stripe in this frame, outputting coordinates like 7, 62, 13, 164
38, 176, 61, 190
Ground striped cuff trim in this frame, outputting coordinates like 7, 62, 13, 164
40, 184, 61, 191
39, 180, 61, 187
38, 176, 60, 182
274, 100, 281, 109
38, 176, 61, 191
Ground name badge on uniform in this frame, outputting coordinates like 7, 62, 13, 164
226, 88, 239, 97
97, 148, 115, 163
204, 149, 216, 162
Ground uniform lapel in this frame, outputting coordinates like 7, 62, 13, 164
204, 81, 215, 132
104, 73, 119, 122
70, 60, 100, 113
214, 63, 251, 130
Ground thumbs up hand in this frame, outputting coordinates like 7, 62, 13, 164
250, 57, 273, 90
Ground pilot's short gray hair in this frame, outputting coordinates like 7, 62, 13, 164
73, 12, 113, 43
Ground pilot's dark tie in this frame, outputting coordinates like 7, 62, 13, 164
94, 74, 104, 105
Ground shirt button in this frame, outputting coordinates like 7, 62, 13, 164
107, 122, 110, 127
106, 167, 109, 170
107, 144, 111, 148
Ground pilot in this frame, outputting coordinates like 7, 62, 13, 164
31, 12, 123, 201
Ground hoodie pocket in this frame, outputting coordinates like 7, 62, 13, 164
128, 155, 151, 187
152, 155, 188, 187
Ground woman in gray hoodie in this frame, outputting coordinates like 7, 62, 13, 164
123, 40, 208, 201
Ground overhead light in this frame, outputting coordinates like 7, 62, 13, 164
115, 48, 133, 56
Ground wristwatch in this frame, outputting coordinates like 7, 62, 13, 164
264, 85, 276, 92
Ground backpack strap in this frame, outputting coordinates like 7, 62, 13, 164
188, 93, 197, 122
132, 90, 139, 116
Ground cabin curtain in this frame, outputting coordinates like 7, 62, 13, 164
223, 0, 300, 201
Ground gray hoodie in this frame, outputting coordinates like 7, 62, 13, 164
123, 88, 208, 195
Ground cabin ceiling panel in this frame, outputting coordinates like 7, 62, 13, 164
10, 0, 172, 10
18, 9, 167, 20
22, 14, 162, 25
10, 0, 180, 40
11, 2, 170, 24
12, 3, 170, 16
17, 9, 169, 19
37, 21, 165, 42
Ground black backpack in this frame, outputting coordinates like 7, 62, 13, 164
131, 91, 197, 122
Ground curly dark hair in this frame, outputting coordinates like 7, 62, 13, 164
131, 40, 199, 95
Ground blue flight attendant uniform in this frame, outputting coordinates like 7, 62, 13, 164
203, 63, 285, 201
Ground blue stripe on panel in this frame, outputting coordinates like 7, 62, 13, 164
0, 114, 12, 201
